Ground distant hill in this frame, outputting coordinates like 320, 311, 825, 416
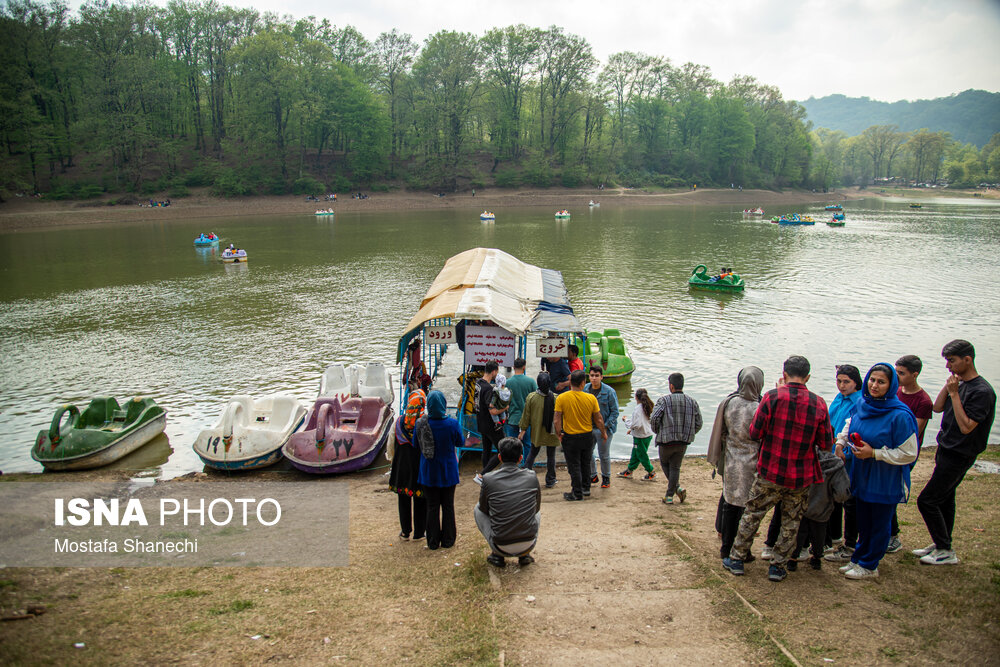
798, 89, 1000, 147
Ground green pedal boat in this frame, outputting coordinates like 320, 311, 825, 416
688, 265, 745, 293
585, 329, 635, 383
32, 397, 167, 471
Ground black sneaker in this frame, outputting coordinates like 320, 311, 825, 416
768, 564, 787, 582
601, 476, 610, 488
786, 560, 798, 572
591, 474, 599, 484
563, 492, 583, 501
518, 554, 535, 567
545, 480, 558, 488
617, 469, 633, 478
487, 553, 506, 568
809, 557, 823, 571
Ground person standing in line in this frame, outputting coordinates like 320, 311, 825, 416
520, 372, 561, 488
651, 372, 703, 504
504, 358, 537, 464
566, 344, 585, 373
707, 367, 764, 566
886, 354, 934, 554
822, 364, 864, 563
914, 340, 996, 566
388, 380, 427, 541
586, 365, 620, 489
543, 355, 572, 394
415, 391, 462, 550
474, 437, 542, 568
554, 370, 607, 501
473, 361, 505, 485
725, 355, 833, 583
834, 364, 918, 580
618, 388, 657, 480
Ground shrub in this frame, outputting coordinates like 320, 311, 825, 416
212, 168, 253, 197
523, 160, 553, 188
369, 183, 390, 192
560, 166, 585, 188
292, 175, 326, 195
77, 184, 104, 199
184, 164, 215, 187
329, 174, 352, 192
494, 169, 520, 188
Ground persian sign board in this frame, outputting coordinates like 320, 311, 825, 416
464, 325, 516, 367
536, 337, 569, 358
424, 325, 456, 345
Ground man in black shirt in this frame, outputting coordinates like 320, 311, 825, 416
914, 339, 996, 565
474, 360, 505, 485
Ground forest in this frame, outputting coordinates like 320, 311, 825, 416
1, 0, 998, 200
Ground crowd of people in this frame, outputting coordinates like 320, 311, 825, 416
388, 338, 995, 579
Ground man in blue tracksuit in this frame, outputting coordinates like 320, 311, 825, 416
586, 365, 619, 489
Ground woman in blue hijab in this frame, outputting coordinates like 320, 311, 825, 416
416, 390, 462, 550
836, 363, 918, 580
824, 364, 865, 562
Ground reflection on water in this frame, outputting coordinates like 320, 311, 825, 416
1, 199, 999, 476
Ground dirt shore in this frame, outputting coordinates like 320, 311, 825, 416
0, 186, 876, 232
1, 448, 997, 665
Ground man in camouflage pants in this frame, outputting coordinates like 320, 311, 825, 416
724, 356, 834, 582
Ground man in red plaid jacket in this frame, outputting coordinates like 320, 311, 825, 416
723, 355, 833, 582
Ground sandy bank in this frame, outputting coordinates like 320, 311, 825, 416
0, 186, 874, 232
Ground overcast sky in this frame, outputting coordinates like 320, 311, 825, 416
143, 0, 1000, 101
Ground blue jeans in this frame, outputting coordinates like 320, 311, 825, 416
590, 428, 612, 479
504, 423, 532, 465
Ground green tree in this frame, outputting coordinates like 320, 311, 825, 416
481, 24, 540, 161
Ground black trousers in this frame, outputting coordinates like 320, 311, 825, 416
424, 485, 456, 550
561, 432, 595, 499
525, 445, 558, 486
795, 517, 827, 559
480, 427, 503, 474
397, 492, 426, 538
719, 499, 745, 559
917, 448, 975, 551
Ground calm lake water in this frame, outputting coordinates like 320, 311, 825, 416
1, 197, 999, 476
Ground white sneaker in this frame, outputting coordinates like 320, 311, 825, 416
761, 546, 773, 560
473, 474, 483, 486
845, 565, 879, 580
823, 539, 844, 554
911, 544, 936, 557
839, 562, 858, 573
920, 548, 959, 565
824, 545, 855, 562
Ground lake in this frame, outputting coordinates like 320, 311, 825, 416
1, 197, 998, 477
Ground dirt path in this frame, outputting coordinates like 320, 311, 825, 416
490, 470, 763, 665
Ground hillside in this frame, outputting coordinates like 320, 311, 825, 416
798, 89, 1000, 147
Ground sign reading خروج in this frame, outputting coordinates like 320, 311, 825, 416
463, 325, 516, 366
536, 336, 569, 358
424, 325, 456, 344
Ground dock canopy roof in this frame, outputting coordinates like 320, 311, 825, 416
400, 248, 583, 353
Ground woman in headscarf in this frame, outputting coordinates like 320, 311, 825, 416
824, 364, 865, 562
835, 363, 918, 579
416, 390, 462, 550
388, 380, 427, 540
519, 372, 561, 488
707, 366, 764, 565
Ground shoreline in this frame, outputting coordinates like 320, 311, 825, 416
0, 185, 891, 232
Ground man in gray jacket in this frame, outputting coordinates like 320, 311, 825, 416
474, 437, 542, 567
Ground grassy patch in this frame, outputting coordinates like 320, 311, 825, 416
161, 589, 210, 599
207, 599, 255, 615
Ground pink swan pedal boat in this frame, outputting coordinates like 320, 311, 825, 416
283, 397, 393, 474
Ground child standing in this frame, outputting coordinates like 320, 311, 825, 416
618, 389, 656, 480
